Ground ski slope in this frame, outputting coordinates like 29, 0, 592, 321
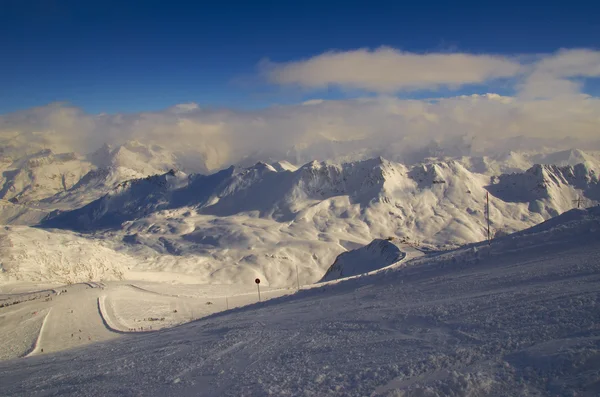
0, 281, 293, 361
1, 207, 599, 396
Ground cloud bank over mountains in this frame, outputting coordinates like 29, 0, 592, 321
1, 48, 599, 172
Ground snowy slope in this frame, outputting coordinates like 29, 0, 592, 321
0, 280, 293, 361
0, 142, 180, 217
87, 141, 177, 176
40, 166, 151, 210
0, 226, 133, 284
0, 147, 598, 287
532, 148, 600, 170
38, 142, 179, 210
0, 200, 49, 225
320, 238, 407, 282
488, 163, 600, 217
1, 207, 599, 396
0, 150, 93, 204
45, 156, 599, 237
458, 148, 600, 176
43, 169, 192, 230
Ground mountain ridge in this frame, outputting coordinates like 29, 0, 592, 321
2, 147, 600, 286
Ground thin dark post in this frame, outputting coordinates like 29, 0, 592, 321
296, 265, 300, 290
573, 197, 582, 209
255, 278, 261, 302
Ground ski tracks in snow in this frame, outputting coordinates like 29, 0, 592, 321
23, 308, 51, 358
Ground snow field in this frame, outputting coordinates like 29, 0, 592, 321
0, 280, 293, 361
0, 305, 49, 360
0, 226, 131, 284
3, 215, 600, 396
1, 149, 599, 291
99, 283, 293, 332
0, 208, 599, 395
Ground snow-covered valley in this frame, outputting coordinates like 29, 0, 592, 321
1, 206, 599, 396
1, 145, 599, 288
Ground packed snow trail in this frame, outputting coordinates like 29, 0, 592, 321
1, 208, 599, 396
23, 308, 51, 357
21, 284, 120, 356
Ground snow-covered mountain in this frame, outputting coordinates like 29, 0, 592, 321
43, 156, 600, 237
0, 149, 93, 204
0, 141, 181, 211
488, 162, 600, 217
12, 152, 592, 287
531, 148, 600, 168
458, 148, 600, 176
1, 146, 599, 286
87, 141, 178, 176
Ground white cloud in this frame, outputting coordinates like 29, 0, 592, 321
167, 102, 201, 114
516, 49, 600, 99
301, 99, 325, 106
263, 47, 600, 100
262, 47, 522, 92
532, 49, 600, 77
2, 94, 600, 172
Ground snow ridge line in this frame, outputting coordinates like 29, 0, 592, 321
126, 284, 180, 297
23, 308, 51, 358
321, 241, 412, 284
96, 296, 129, 334
96, 296, 156, 334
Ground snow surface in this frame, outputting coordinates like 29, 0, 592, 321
0, 148, 598, 288
0, 142, 177, 211
0, 281, 292, 361
320, 238, 410, 282
0, 200, 49, 225
0, 207, 599, 396
0, 226, 131, 284
0, 150, 93, 204
17, 152, 596, 287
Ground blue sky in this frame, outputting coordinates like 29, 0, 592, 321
1, 0, 599, 114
